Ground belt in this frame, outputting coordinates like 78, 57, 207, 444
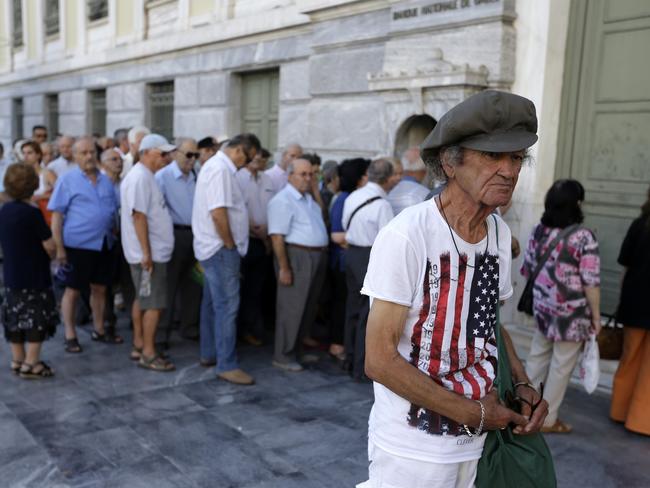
287, 243, 327, 252
348, 244, 372, 250
174, 224, 192, 231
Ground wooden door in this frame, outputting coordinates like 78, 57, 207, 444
241, 70, 279, 152
558, 0, 650, 313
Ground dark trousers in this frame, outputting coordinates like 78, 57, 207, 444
274, 247, 326, 363
161, 227, 201, 341
344, 246, 371, 379
329, 265, 347, 345
238, 238, 270, 339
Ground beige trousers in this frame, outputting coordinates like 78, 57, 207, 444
525, 328, 583, 427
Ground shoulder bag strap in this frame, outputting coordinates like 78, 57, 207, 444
346, 196, 382, 230
527, 223, 580, 285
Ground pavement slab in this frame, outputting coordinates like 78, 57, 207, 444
0, 318, 649, 487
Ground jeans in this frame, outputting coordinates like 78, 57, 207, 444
199, 247, 241, 373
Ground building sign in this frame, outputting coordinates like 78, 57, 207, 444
390, 0, 513, 33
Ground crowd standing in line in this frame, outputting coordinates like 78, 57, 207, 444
0, 105, 647, 461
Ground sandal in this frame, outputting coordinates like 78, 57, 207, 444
138, 354, 176, 372
11, 360, 23, 375
64, 337, 83, 353
91, 329, 124, 344
541, 419, 573, 434
19, 361, 55, 380
130, 346, 143, 361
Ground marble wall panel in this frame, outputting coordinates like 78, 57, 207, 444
198, 74, 228, 107
175, 76, 199, 108
280, 61, 310, 102
174, 108, 228, 139
59, 114, 87, 136
309, 46, 384, 95
23, 95, 45, 116
59, 90, 87, 115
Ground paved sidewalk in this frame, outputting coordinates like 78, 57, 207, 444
0, 320, 648, 487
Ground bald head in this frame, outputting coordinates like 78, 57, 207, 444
57, 135, 75, 160
73, 137, 99, 174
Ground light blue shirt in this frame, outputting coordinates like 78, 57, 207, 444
48, 167, 118, 251
155, 161, 196, 226
0, 158, 11, 193
267, 183, 328, 247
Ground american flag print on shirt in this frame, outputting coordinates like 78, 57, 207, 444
407, 251, 500, 436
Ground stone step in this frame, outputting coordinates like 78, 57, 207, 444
503, 322, 618, 395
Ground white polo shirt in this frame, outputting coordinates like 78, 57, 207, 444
120, 163, 174, 264
265, 164, 288, 194
236, 167, 275, 227
192, 151, 249, 260
342, 182, 394, 247
47, 156, 77, 177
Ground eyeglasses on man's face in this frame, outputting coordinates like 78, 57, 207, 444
184, 152, 199, 159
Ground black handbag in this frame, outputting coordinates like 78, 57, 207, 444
517, 224, 579, 315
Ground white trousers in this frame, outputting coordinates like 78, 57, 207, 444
356, 441, 478, 488
525, 328, 583, 426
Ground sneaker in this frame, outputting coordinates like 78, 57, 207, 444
217, 368, 255, 385
272, 360, 304, 372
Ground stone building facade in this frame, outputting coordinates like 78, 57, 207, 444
1, 0, 649, 382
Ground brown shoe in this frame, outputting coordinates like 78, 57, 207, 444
217, 368, 255, 385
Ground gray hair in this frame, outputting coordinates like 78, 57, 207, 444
368, 158, 394, 184
128, 126, 150, 145
287, 157, 310, 176
174, 137, 196, 147
100, 148, 120, 163
401, 147, 425, 171
422, 145, 464, 181
322, 160, 339, 184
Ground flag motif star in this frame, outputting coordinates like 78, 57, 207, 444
466, 253, 500, 343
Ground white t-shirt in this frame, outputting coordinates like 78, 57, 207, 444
120, 163, 174, 264
361, 199, 513, 464
342, 182, 394, 247
192, 151, 249, 260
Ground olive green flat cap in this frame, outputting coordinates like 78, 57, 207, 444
420, 90, 538, 153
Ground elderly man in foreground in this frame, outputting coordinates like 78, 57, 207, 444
358, 91, 549, 488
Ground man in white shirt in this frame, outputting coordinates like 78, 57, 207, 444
359, 91, 547, 488
193, 133, 261, 386
47, 135, 76, 178
341, 158, 398, 381
113, 128, 130, 159
235, 148, 275, 346
121, 134, 176, 372
121, 126, 150, 178
267, 158, 329, 372
387, 147, 430, 215
265, 143, 302, 193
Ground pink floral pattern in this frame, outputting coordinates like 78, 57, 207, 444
521, 224, 600, 342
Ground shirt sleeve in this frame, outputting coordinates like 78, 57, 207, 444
47, 176, 70, 213
578, 229, 600, 287
376, 201, 395, 231
495, 216, 514, 300
206, 168, 234, 210
125, 175, 151, 215
267, 195, 293, 236
361, 227, 421, 307
330, 195, 346, 233
33, 208, 52, 241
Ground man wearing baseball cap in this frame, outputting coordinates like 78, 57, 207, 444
121, 134, 176, 372
359, 91, 549, 487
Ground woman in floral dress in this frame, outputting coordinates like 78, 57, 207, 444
521, 179, 601, 433
0, 163, 58, 379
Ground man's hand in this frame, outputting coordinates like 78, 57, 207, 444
278, 267, 293, 286
141, 253, 153, 273
480, 390, 528, 431
512, 384, 549, 435
56, 248, 67, 265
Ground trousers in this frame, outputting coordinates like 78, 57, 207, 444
344, 245, 372, 379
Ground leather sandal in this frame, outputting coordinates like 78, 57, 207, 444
19, 361, 55, 379
64, 337, 83, 353
138, 354, 175, 372
541, 419, 573, 434
11, 360, 22, 375
91, 329, 124, 344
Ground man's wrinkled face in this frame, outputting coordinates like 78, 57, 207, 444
175, 140, 198, 175
58, 137, 74, 160
41, 144, 53, 164
74, 140, 98, 173
102, 150, 123, 176
288, 159, 313, 194
33, 128, 47, 144
446, 149, 525, 208
248, 154, 267, 173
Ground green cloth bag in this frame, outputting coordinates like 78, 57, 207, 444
475, 317, 557, 488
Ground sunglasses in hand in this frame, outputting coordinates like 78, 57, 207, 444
504, 382, 545, 417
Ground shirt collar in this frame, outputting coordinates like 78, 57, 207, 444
286, 183, 306, 201
217, 150, 237, 174
171, 161, 184, 179
366, 181, 388, 198
402, 175, 418, 183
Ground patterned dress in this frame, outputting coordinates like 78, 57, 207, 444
521, 224, 600, 342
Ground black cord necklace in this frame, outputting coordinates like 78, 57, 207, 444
437, 194, 489, 269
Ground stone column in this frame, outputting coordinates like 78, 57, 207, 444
106, 82, 146, 136
58, 89, 88, 136
173, 73, 229, 139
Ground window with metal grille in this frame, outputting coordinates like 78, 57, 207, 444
89, 89, 107, 136
148, 81, 174, 141
12, 0, 23, 47
47, 94, 59, 138
45, 0, 60, 37
87, 0, 108, 22
13, 98, 24, 140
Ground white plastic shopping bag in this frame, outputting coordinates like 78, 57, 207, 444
579, 334, 600, 394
